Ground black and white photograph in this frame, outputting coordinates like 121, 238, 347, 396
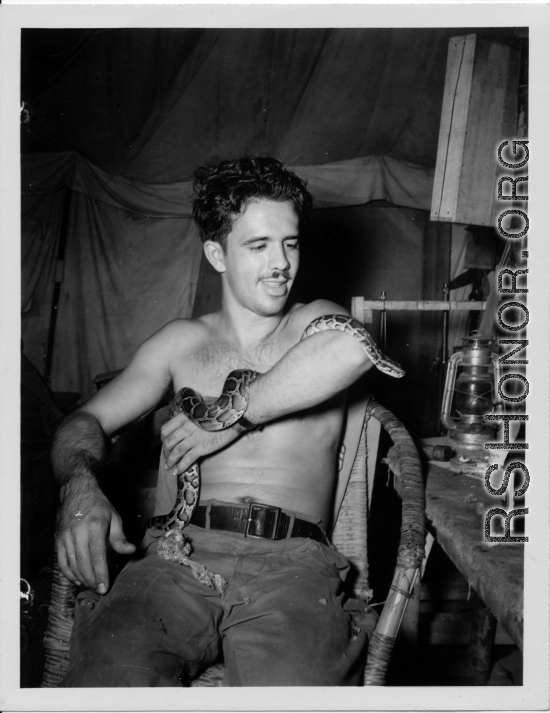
1, 2, 549, 711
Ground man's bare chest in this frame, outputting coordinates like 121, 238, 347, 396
172, 335, 293, 397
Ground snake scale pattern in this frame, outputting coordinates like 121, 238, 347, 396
147, 314, 404, 536
148, 369, 257, 532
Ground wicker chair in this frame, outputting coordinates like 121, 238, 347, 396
42, 398, 425, 687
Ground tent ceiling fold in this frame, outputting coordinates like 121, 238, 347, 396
22, 27, 519, 183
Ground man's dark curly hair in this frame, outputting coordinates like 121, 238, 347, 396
192, 156, 314, 249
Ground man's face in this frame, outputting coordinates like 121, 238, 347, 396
219, 198, 300, 317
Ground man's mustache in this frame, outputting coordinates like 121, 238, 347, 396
268, 270, 290, 280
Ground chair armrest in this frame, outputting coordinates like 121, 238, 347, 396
363, 400, 425, 685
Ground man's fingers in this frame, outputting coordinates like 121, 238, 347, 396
74, 529, 99, 590
62, 536, 84, 585
89, 524, 110, 594
164, 437, 195, 470
109, 513, 137, 557
162, 415, 196, 465
174, 448, 199, 475
56, 541, 81, 586
160, 412, 189, 443
110, 536, 137, 556
163, 421, 193, 450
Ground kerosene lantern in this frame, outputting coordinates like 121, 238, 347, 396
441, 330, 503, 451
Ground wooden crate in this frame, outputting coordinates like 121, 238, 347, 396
431, 34, 520, 227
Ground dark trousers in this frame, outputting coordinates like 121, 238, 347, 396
62, 525, 369, 687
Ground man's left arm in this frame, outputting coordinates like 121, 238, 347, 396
162, 301, 377, 474
244, 316, 371, 425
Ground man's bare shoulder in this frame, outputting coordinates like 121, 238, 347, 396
284, 299, 351, 335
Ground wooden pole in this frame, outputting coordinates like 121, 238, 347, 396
437, 284, 450, 434
468, 589, 497, 683
358, 299, 487, 313
45, 187, 71, 383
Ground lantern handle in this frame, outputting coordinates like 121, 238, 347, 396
490, 352, 504, 413
441, 351, 462, 431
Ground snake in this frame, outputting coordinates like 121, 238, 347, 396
147, 314, 404, 534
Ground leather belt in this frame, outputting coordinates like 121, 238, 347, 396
190, 501, 326, 543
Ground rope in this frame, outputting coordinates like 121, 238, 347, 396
366, 400, 425, 569
363, 400, 426, 685
41, 560, 76, 687
364, 634, 396, 686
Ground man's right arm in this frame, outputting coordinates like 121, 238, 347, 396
52, 320, 189, 593
52, 411, 133, 593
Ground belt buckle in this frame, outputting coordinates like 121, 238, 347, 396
244, 502, 281, 539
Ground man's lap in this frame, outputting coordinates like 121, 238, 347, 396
63, 526, 368, 687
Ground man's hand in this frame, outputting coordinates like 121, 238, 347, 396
56, 480, 136, 594
161, 412, 242, 474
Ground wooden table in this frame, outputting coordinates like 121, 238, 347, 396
391, 431, 524, 680
423, 459, 524, 652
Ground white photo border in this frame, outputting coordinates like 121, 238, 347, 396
1, 3, 549, 711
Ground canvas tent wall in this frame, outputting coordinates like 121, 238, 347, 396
20, 27, 523, 402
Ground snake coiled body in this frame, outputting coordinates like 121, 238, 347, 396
147, 315, 404, 534
303, 315, 404, 379
147, 369, 257, 532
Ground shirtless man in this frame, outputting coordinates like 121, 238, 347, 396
52, 157, 389, 687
